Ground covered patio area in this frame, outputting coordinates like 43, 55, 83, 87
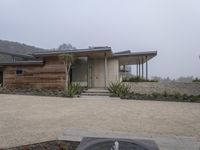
114, 51, 157, 80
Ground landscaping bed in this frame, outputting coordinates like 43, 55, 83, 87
0, 87, 66, 97
108, 82, 200, 103
120, 92, 200, 103
4, 140, 80, 150
0, 84, 86, 98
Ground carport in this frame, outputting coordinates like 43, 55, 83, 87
114, 51, 157, 79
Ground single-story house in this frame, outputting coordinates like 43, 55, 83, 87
0, 47, 157, 88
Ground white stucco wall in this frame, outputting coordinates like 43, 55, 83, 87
72, 57, 119, 88
107, 58, 119, 86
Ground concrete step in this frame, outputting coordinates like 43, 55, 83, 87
80, 95, 120, 100
82, 88, 111, 96
81, 92, 111, 96
86, 88, 109, 93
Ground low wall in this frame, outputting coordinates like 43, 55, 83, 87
125, 82, 200, 96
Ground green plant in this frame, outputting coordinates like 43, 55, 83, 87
59, 53, 74, 89
122, 76, 158, 82
152, 92, 160, 98
108, 82, 130, 97
174, 92, 181, 99
192, 78, 200, 82
189, 95, 198, 102
64, 83, 81, 97
108, 82, 121, 96
163, 90, 168, 97
182, 94, 188, 100
118, 83, 130, 97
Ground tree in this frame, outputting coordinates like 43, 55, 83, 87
59, 53, 74, 89
58, 43, 76, 50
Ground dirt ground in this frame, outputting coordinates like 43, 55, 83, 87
0, 94, 200, 148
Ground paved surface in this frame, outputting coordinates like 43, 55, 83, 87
0, 94, 200, 149
59, 128, 200, 150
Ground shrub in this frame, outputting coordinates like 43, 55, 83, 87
122, 76, 158, 82
163, 90, 168, 97
182, 94, 188, 100
108, 82, 121, 96
193, 78, 200, 82
189, 95, 198, 102
174, 92, 181, 99
64, 83, 82, 97
152, 92, 160, 98
108, 82, 130, 97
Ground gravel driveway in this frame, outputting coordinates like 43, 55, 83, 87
0, 94, 200, 148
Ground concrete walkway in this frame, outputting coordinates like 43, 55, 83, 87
0, 94, 200, 149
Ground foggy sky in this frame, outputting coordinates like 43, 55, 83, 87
0, 0, 200, 78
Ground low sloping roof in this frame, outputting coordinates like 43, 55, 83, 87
114, 51, 157, 57
0, 60, 43, 66
114, 50, 131, 54
0, 47, 157, 66
114, 51, 157, 65
0, 51, 35, 59
32, 47, 112, 57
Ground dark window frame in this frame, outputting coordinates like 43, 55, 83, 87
16, 69, 24, 76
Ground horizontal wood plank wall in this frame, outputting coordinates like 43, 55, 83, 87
3, 56, 66, 88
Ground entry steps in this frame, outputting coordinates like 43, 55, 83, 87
81, 88, 111, 96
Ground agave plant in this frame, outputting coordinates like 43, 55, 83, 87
108, 82, 130, 97
64, 83, 82, 97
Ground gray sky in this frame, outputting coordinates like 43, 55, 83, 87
0, 0, 200, 78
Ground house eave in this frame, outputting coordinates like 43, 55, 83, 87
0, 60, 44, 66
32, 47, 112, 57
0, 51, 35, 59
113, 51, 157, 57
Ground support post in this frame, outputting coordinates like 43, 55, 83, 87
136, 64, 138, 76
142, 57, 144, 79
146, 56, 148, 80
104, 53, 107, 88
12, 56, 15, 62
139, 58, 141, 77
87, 57, 89, 88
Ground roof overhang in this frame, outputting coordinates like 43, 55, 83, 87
32, 47, 112, 58
114, 51, 157, 65
0, 60, 44, 66
0, 51, 35, 59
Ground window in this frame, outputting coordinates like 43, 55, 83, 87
16, 69, 23, 75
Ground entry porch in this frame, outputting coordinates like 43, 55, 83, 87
71, 51, 157, 88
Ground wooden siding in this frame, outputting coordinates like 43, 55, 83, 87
3, 56, 66, 88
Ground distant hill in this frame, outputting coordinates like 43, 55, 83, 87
0, 40, 46, 62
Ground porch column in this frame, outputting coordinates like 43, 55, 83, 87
139, 58, 141, 77
146, 56, 148, 80
12, 56, 15, 62
87, 57, 89, 88
104, 54, 108, 88
136, 64, 138, 76
142, 56, 144, 78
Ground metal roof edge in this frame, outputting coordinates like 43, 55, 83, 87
113, 51, 157, 57
0, 51, 35, 59
0, 60, 44, 66
32, 47, 112, 56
